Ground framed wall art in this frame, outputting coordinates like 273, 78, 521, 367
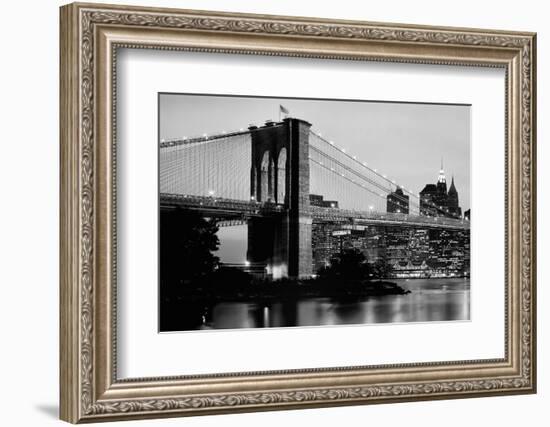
60, 2, 537, 423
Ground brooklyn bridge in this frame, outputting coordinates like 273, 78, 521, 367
160, 117, 470, 280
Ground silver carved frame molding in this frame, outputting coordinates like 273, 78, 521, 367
59, 2, 537, 423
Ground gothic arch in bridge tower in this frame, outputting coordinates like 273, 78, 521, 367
259, 151, 271, 202
276, 147, 287, 204
250, 165, 257, 201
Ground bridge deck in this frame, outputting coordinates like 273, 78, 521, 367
160, 194, 285, 217
160, 194, 470, 230
309, 206, 469, 230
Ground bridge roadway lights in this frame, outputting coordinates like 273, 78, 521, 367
159, 194, 469, 231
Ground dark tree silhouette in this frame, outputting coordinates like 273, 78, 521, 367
160, 208, 220, 293
318, 248, 372, 281
371, 259, 388, 279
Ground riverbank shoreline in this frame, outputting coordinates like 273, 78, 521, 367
165, 280, 410, 304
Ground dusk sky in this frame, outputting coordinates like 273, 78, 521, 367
160, 93, 470, 263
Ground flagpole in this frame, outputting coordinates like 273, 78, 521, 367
279, 104, 289, 121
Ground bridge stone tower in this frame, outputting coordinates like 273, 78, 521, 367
247, 118, 313, 279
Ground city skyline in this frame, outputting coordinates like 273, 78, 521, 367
160, 93, 470, 213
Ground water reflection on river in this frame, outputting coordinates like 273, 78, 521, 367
189, 278, 470, 331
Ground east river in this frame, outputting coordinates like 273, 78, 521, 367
181, 278, 470, 331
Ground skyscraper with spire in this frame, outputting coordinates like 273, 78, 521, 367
437, 158, 446, 185
447, 176, 462, 217
419, 160, 463, 219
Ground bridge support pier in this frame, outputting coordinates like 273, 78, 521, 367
286, 214, 313, 279
247, 212, 312, 280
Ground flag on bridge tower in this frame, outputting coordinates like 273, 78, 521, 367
279, 104, 290, 121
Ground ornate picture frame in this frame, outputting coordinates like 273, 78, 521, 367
60, 2, 536, 423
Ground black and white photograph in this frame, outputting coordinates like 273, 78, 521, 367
158, 94, 471, 332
